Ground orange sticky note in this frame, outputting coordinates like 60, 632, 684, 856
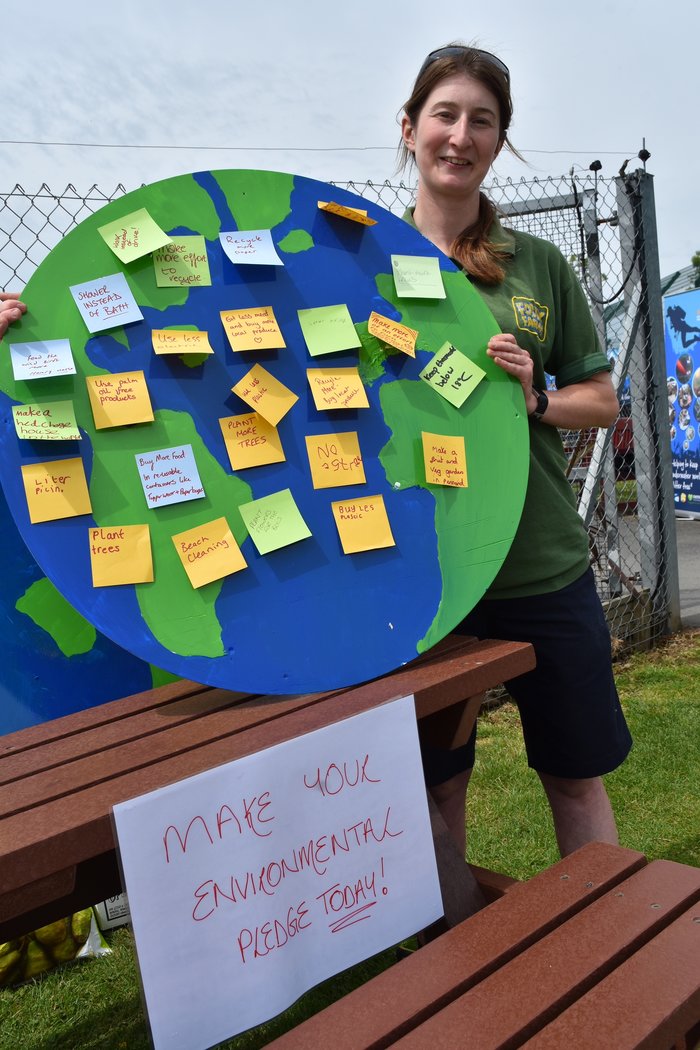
422, 432, 468, 488
306, 368, 369, 411
231, 364, 298, 426
219, 412, 285, 470
305, 431, 366, 489
220, 305, 286, 351
151, 330, 214, 355
21, 457, 92, 523
368, 311, 418, 358
89, 524, 153, 586
331, 495, 395, 553
172, 517, 247, 588
86, 371, 154, 429
317, 201, 377, 226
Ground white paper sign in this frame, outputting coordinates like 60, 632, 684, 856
219, 229, 284, 266
112, 695, 442, 1050
69, 272, 144, 333
9, 338, 76, 381
135, 444, 205, 509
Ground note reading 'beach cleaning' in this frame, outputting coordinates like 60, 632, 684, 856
171, 517, 247, 588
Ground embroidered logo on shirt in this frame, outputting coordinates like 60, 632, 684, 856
511, 297, 549, 343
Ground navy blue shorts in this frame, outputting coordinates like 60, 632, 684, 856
421, 569, 633, 785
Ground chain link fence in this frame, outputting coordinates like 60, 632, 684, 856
1, 173, 680, 656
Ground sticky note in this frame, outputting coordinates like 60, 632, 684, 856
238, 488, 311, 555
220, 306, 286, 352
331, 495, 395, 554
172, 517, 247, 588
419, 342, 486, 408
231, 364, 298, 426
9, 338, 76, 381
219, 230, 283, 266
317, 201, 377, 226
422, 432, 468, 488
86, 371, 154, 429
12, 400, 81, 441
151, 330, 214, 355
305, 431, 366, 489
219, 412, 285, 470
306, 368, 369, 411
135, 445, 205, 509
297, 304, 362, 357
21, 457, 92, 524
391, 255, 446, 299
367, 311, 418, 357
69, 273, 144, 333
98, 208, 170, 264
152, 236, 211, 287
89, 524, 153, 586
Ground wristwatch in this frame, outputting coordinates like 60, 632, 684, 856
529, 387, 549, 421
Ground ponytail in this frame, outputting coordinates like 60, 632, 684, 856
450, 194, 510, 286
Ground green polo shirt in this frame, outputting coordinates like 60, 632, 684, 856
403, 208, 611, 598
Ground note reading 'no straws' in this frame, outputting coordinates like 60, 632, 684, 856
89, 524, 153, 587
331, 495, 395, 554
86, 370, 154, 429
391, 255, 445, 299
305, 431, 366, 489
421, 432, 468, 488
172, 517, 247, 589
419, 342, 486, 408
21, 457, 92, 524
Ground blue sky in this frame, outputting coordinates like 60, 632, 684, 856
1, 0, 696, 276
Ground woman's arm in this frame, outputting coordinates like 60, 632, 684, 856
487, 333, 619, 429
0, 292, 27, 339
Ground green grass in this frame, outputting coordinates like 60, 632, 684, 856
1, 629, 699, 1049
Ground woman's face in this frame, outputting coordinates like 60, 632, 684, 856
402, 73, 503, 205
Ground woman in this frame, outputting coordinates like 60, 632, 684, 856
400, 44, 632, 868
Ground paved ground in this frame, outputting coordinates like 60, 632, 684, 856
676, 517, 700, 628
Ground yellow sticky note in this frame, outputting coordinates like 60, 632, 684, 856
317, 201, 377, 226
368, 311, 418, 358
331, 495, 395, 554
86, 371, 154, 429
232, 364, 298, 426
97, 207, 170, 263
172, 517, 247, 588
219, 412, 285, 470
21, 457, 92, 523
422, 432, 468, 488
89, 524, 153, 586
152, 330, 214, 355
305, 431, 366, 489
220, 305, 286, 351
307, 368, 369, 411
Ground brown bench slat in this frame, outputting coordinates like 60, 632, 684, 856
267, 843, 647, 1050
520, 903, 700, 1049
390, 858, 700, 1050
0, 639, 534, 899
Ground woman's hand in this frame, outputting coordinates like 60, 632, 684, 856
0, 292, 27, 339
486, 333, 536, 411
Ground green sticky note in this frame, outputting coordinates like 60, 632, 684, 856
97, 207, 170, 263
391, 254, 446, 299
12, 400, 81, 441
239, 488, 312, 555
420, 342, 487, 408
297, 304, 362, 357
153, 236, 212, 288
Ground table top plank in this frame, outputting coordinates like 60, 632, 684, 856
390, 859, 700, 1050
267, 843, 647, 1050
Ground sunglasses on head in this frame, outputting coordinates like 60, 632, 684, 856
418, 46, 510, 84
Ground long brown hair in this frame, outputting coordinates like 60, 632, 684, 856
399, 44, 522, 285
